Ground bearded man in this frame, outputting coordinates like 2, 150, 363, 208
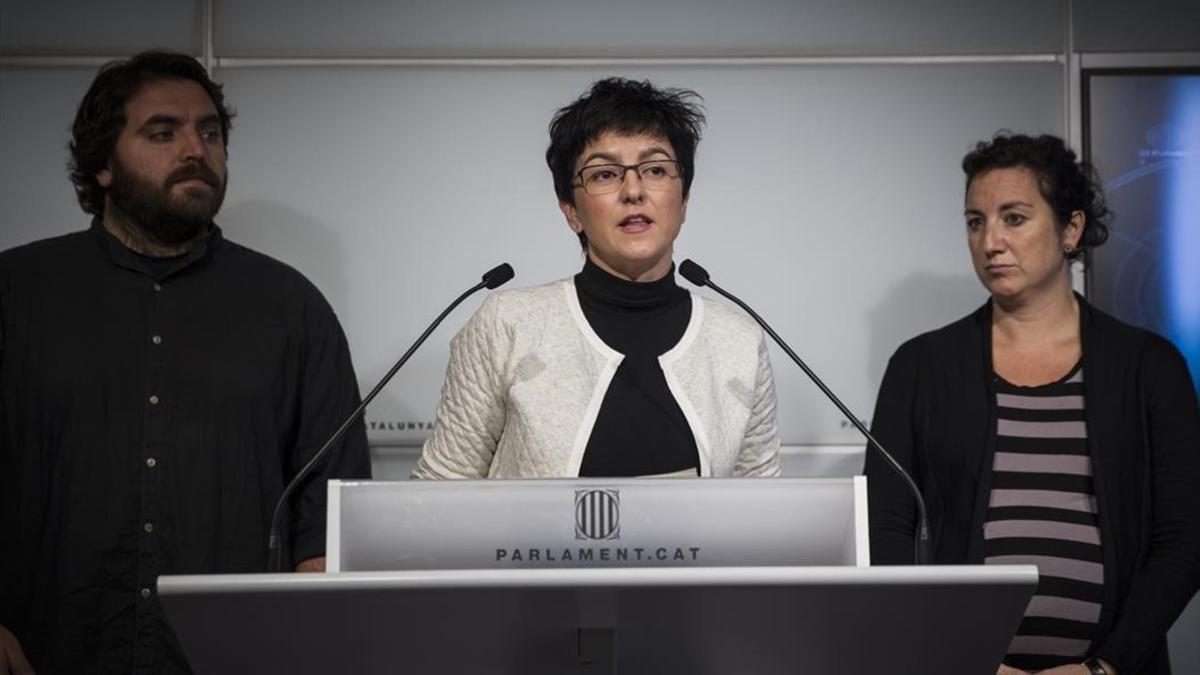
0, 51, 370, 674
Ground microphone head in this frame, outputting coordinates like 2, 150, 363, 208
678, 259, 710, 286
483, 263, 515, 289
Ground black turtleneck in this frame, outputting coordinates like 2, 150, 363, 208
575, 257, 700, 477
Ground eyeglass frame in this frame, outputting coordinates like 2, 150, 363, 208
572, 159, 685, 195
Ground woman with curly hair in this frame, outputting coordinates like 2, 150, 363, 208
865, 133, 1200, 675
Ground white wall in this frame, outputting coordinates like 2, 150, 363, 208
207, 62, 1060, 447
1, 0, 1067, 449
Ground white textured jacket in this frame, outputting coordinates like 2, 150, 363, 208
413, 278, 781, 479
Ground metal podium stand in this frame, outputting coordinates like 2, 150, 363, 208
159, 478, 1036, 674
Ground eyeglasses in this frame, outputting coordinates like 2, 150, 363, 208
573, 159, 683, 195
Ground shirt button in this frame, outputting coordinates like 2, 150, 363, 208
151, 335, 162, 345
146, 457, 157, 468
140, 587, 152, 599
143, 522, 155, 533
148, 395, 159, 405
153, 283, 163, 292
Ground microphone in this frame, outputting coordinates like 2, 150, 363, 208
483, 263, 515, 289
679, 259, 932, 565
266, 262, 516, 572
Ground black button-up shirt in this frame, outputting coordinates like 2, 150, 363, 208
0, 221, 371, 674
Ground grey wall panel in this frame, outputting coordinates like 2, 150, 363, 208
0, 61, 1064, 447
0, 63, 1063, 447
0, 68, 99, 241
214, 0, 1063, 58
0, 0, 201, 56
1074, 0, 1200, 53
178, 64, 1060, 445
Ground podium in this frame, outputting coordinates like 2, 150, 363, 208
326, 477, 871, 570
159, 478, 1037, 674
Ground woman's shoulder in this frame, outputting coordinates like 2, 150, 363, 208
476, 277, 572, 323
453, 278, 575, 354
694, 293, 762, 342
488, 277, 570, 308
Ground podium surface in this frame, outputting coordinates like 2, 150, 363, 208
159, 565, 1037, 675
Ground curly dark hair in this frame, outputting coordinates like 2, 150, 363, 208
546, 77, 706, 250
69, 50, 235, 217
961, 133, 1110, 260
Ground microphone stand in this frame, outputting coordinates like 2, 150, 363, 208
266, 263, 514, 572
680, 260, 932, 565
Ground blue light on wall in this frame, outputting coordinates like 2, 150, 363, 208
1166, 77, 1200, 390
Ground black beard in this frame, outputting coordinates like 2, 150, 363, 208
106, 159, 227, 247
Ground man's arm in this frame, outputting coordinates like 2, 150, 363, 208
0, 271, 32, 675
286, 286, 372, 566
295, 557, 325, 573
0, 625, 34, 675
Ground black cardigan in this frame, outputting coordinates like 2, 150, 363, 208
865, 296, 1200, 675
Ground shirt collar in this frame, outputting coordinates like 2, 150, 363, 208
575, 256, 684, 314
89, 217, 223, 279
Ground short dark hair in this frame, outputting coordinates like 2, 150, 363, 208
962, 133, 1110, 260
68, 50, 235, 217
546, 78, 705, 249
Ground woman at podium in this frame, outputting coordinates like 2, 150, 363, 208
865, 133, 1200, 675
413, 78, 781, 480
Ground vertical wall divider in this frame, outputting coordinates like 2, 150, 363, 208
202, 0, 215, 73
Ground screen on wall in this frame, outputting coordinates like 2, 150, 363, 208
1084, 69, 1200, 394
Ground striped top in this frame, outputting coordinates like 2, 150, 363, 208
983, 363, 1104, 672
